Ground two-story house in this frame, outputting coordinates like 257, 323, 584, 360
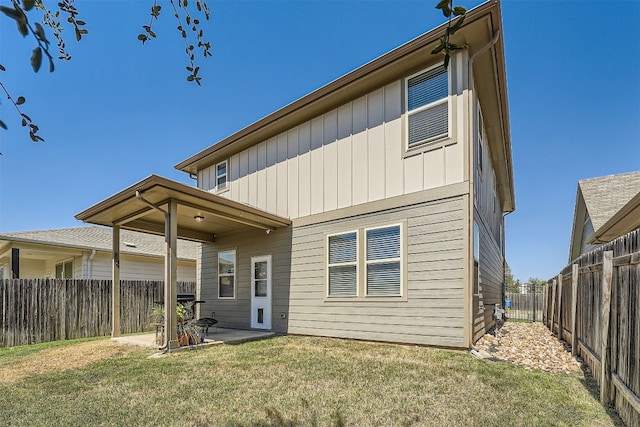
76, 0, 514, 349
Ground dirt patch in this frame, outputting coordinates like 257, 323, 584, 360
474, 322, 583, 374
0, 340, 141, 384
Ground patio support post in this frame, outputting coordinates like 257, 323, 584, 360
112, 225, 121, 337
164, 199, 179, 350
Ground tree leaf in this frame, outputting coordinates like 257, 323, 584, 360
22, 0, 35, 11
31, 47, 42, 72
0, 6, 21, 21
48, 57, 55, 72
0, 119, 7, 130
453, 6, 466, 16
0, 64, 5, 71
431, 43, 445, 55
450, 15, 465, 33
16, 96, 26, 105
35, 22, 49, 44
444, 53, 450, 69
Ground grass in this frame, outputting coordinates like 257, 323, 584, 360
0, 336, 622, 426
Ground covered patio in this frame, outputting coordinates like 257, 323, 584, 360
75, 174, 291, 350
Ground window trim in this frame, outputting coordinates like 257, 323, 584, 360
55, 258, 74, 279
325, 222, 407, 302
364, 224, 403, 297
215, 160, 228, 193
326, 230, 359, 298
217, 249, 236, 300
404, 62, 452, 152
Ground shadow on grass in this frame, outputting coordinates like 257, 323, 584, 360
573, 354, 625, 426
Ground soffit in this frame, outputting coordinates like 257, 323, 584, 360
75, 175, 291, 243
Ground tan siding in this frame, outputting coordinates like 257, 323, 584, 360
89, 254, 195, 282
337, 103, 353, 209
198, 55, 468, 221
384, 81, 403, 198
287, 194, 466, 347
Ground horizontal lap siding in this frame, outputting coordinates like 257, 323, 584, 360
90, 254, 195, 282
476, 219, 503, 341
198, 228, 293, 332
287, 196, 466, 348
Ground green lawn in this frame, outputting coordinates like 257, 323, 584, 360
0, 336, 621, 426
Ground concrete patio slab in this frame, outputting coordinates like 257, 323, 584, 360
112, 328, 276, 349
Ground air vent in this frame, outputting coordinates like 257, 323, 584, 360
123, 242, 136, 248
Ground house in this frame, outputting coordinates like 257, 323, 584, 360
568, 170, 640, 261
76, 0, 514, 349
0, 226, 197, 282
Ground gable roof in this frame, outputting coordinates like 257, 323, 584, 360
0, 226, 198, 261
174, 0, 514, 213
579, 171, 640, 232
568, 170, 640, 260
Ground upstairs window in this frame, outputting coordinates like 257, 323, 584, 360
406, 64, 449, 148
215, 161, 228, 191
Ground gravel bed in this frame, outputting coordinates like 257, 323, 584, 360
473, 321, 583, 374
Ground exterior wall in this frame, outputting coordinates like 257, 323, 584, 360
198, 54, 469, 221
198, 226, 293, 331
89, 253, 196, 282
472, 99, 504, 342
198, 189, 468, 348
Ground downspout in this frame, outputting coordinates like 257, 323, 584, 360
466, 30, 501, 347
88, 249, 96, 279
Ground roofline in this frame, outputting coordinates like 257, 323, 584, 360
75, 174, 292, 228
174, 0, 503, 175
588, 190, 640, 244
0, 233, 197, 261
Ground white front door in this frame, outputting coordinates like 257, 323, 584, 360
250, 255, 272, 330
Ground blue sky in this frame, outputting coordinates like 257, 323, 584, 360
0, 0, 638, 282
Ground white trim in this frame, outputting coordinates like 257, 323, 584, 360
215, 160, 228, 193
250, 255, 272, 330
404, 62, 452, 150
364, 223, 403, 297
326, 229, 359, 298
217, 249, 236, 299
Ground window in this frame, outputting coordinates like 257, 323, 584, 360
55, 259, 73, 279
406, 64, 449, 148
477, 105, 484, 172
366, 225, 401, 296
326, 223, 405, 299
218, 250, 236, 298
327, 232, 358, 297
215, 161, 227, 191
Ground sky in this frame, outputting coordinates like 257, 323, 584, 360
0, 0, 638, 282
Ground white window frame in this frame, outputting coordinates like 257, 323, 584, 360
405, 62, 451, 151
326, 230, 359, 298
217, 249, 236, 299
55, 258, 74, 279
215, 160, 228, 192
364, 224, 403, 297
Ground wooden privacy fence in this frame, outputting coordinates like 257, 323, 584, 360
506, 290, 544, 322
545, 229, 639, 427
0, 279, 195, 348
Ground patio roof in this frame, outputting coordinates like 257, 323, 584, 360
75, 175, 291, 243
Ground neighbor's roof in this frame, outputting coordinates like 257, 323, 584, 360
579, 171, 640, 232
0, 226, 198, 260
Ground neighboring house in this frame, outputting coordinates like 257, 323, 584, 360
76, 0, 514, 348
0, 227, 197, 282
568, 171, 640, 261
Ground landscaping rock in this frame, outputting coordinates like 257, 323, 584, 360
473, 322, 583, 374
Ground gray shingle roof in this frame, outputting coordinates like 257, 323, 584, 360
579, 171, 640, 231
0, 226, 198, 260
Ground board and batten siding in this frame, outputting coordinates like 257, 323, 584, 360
198, 68, 467, 220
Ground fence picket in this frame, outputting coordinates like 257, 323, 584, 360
0, 279, 195, 348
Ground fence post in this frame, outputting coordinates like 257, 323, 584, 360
600, 251, 613, 405
550, 279, 557, 332
571, 263, 579, 356
556, 273, 563, 338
